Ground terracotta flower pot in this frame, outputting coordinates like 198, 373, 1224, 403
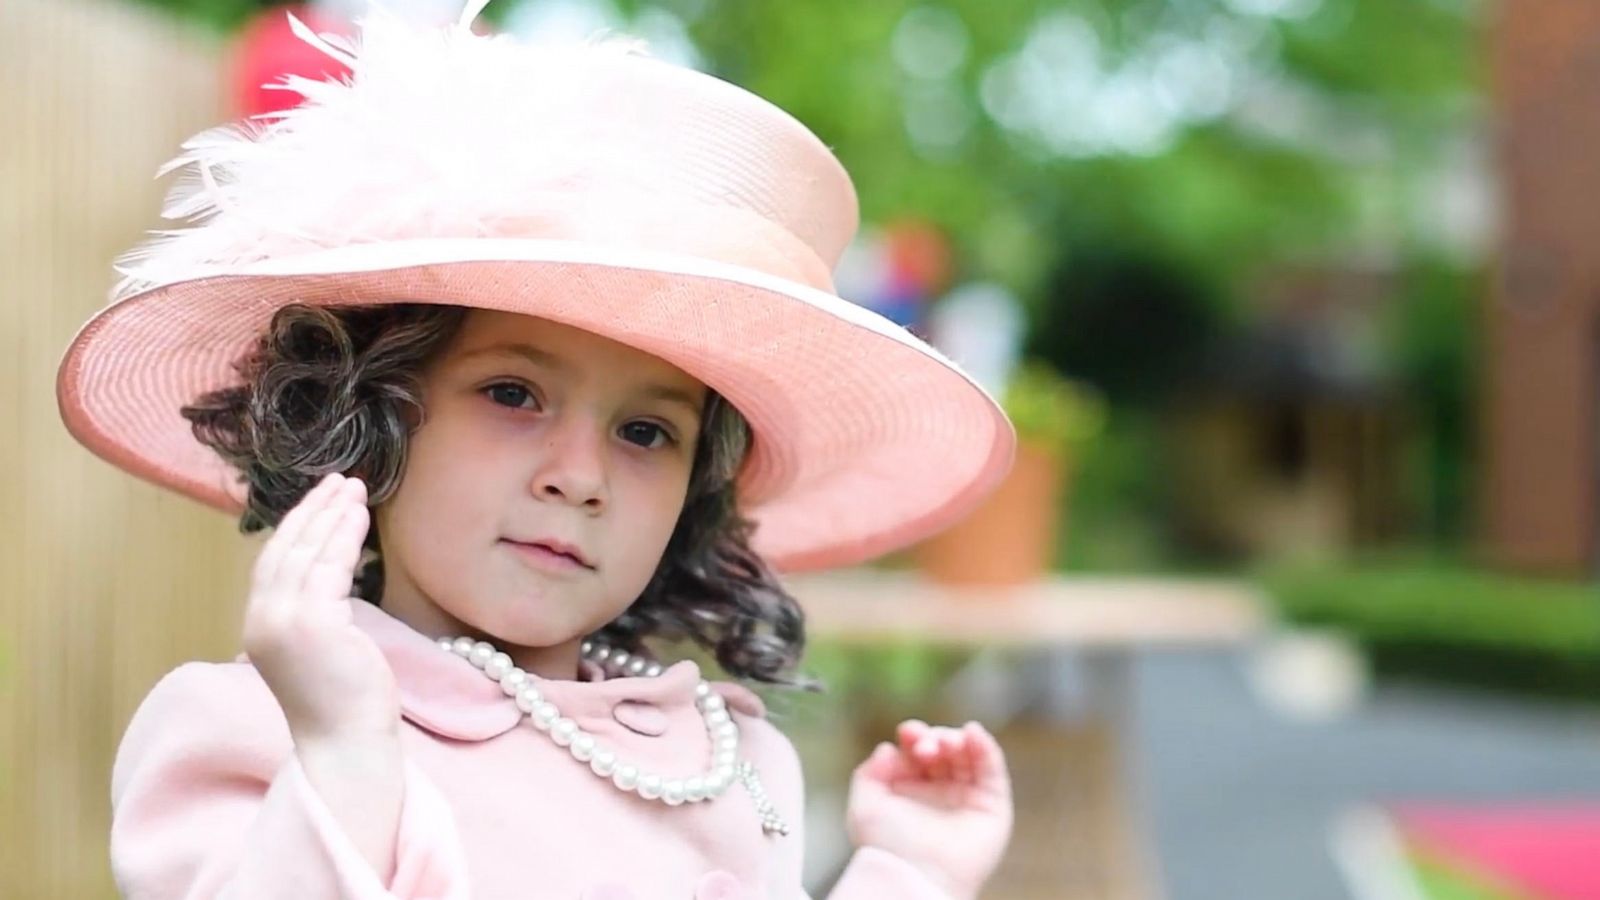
911, 440, 1068, 586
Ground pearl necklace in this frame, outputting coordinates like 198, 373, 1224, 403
438, 635, 790, 836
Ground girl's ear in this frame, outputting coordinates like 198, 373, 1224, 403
400, 396, 427, 432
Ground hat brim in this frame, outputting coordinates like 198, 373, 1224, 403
57, 238, 1015, 571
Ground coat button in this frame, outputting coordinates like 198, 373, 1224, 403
612, 700, 668, 736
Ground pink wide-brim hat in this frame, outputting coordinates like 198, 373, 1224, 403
55, 3, 1014, 572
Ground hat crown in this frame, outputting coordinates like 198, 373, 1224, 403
549, 53, 860, 263
114, 11, 859, 299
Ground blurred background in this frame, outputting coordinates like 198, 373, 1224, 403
6, 0, 1600, 898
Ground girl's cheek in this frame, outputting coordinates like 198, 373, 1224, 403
447, 408, 532, 464
617, 451, 693, 501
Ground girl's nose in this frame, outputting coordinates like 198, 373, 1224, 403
531, 418, 608, 511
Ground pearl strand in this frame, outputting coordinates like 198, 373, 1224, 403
438, 636, 789, 835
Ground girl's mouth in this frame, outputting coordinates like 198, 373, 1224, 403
500, 538, 595, 573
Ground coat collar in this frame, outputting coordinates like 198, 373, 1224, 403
344, 599, 762, 741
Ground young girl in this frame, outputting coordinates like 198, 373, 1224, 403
58, 3, 1017, 897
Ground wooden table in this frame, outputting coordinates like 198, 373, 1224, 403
788, 569, 1266, 648
784, 569, 1269, 900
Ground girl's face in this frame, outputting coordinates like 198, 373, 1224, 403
374, 309, 706, 659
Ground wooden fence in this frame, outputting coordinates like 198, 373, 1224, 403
1, 1, 256, 895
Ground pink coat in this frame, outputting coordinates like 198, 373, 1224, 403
110, 600, 946, 899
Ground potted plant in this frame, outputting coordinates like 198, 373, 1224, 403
912, 361, 1104, 586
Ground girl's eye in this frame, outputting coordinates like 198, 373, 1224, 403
619, 421, 673, 450
485, 382, 538, 410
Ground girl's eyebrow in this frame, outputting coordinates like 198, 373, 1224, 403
462, 341, 703, 420
461, 341, 568, 372
638, 384, 705, 422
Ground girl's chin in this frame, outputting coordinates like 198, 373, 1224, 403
449, 603, 582, 650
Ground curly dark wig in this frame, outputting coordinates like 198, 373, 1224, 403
181, 302, 812, 689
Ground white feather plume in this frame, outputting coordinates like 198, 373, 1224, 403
113, 1, 655, 301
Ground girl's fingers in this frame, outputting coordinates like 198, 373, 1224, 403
912, 731, 947, 782
929, 729, 958, 782
894, 721, 922, 778
898, 721, 934, 780
961, 723, 987, 784
319, 494, 370, 576
945, 729, 977, 784
897, 719, 930, 747
301, 501, 370, 601
862, 741, 915, 783
894, 719, 1009, 784
254, 473, 342, 587
964, 721, 1011, 790
282, 480, 363, 594
276, 474, 343, 550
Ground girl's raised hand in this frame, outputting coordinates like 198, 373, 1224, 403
242, 473, 400, 743
845, 719, 1014, 900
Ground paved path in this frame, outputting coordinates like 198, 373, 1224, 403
1132, 649, 1600, 900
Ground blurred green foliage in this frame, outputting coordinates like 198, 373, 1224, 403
802, 639, 974, 711
134, 0, 264, 30
1385, 258, 1483, 544
1026, 243, 1227, 408
1056, 409, 1171, 570
1265, 560, 1600, 702
1002, 361, 1105, 456
683, 0, 1481, 294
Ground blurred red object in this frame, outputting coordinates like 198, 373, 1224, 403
231, 5, 353, 118
1397, 804, 1600, 900
884, 218, 952, 300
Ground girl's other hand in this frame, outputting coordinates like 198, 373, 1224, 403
845, 719, 1014, 900
242, 473, 399, 743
